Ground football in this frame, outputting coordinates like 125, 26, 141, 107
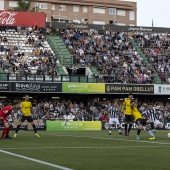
168, 133, 170, 138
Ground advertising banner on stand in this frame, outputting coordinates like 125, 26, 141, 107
0, 82, 10, 92
102, 121, 170, 130
0, 119, 46, 131
13, 119, 46, 131
105, 84, 154, 94
11, 82, 62, 92
0, 10, 46, 27
154, 85, 170, 95
62, 83, 105, 93
47, 121, 101, 131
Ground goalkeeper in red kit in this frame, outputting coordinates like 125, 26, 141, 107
0, 102, 19, 140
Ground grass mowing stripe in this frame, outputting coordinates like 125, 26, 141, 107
1, 146, 170, 150
52, 134, 170, 145
0, 149, 74, 170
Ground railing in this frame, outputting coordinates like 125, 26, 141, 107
0, 73, 165, 84
0, 73, 98, 83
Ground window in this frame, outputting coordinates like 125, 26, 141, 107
109, 8, 116, 15
117, 10, 126, 16
0, 0, 4, 10
60, 5, 66, 11
83, 6, 88, 13
93, 7, 105, 14
36, 3, 47, 9
129, 11, 135, 20
117, 23, 126, 26
9, 1, 18, 7
93, 21, 105, 25
51, 4, 55, 10
73, 5, 80, 12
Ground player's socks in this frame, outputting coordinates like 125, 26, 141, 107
15, 125, 21, 134
137, 129, 141, 135
32, 124, 37, 133
5, 127, 10, 137
147, 130, 155, 138
124, 124, 128, 136
108, 128, 111, 135
5, 128, 12, 139
124, 131, 127, 136
33, 124, 40, 137
128, 124, 132, 133
1, 127, 8, 138
118, 128, 122, 134
125, 124, 127, 131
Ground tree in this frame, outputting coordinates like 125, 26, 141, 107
11, 0, 38, 12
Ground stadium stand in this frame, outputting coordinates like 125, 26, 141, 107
0, 27, 169, 84
0, 27, 62, 81
131, 32, 170, 84
59, 28, 157, 84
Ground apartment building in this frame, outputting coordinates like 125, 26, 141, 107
0, 0, 137, 26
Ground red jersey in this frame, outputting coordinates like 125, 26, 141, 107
0, 106, 12, 118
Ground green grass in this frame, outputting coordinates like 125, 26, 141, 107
0, 130, 170, 170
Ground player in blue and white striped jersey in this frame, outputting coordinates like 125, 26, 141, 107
142, 104, 170, 131
108, 101, 122, 135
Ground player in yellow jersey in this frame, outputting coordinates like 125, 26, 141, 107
131, 98, 156, 140
121, 93, 133, 136
13, 94, 40, 138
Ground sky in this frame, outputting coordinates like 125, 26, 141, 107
121, 0, 170, 28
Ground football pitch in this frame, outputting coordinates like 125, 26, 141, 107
0, 130, 170, 170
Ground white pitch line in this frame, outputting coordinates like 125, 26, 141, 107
1, 146, 170, 150
0, 149, 74, 170
51, 134, 170, 145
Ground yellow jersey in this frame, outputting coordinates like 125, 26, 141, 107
20, 101, 32, 116
121, 99, 132, 115
131, 106, 142, 121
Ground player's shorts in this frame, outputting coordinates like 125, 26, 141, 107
125, 115, 133, 123
154, 119, 161, 127
21, 116, 33, 123
136, 118, 147, 125
109, 118, 120, 125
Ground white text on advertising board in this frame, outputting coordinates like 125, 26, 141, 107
0, 11, 17, 25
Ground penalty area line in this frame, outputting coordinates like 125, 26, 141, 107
0, 149, 74, 170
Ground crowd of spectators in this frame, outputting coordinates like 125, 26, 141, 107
0, 26, 58, 79
0, 26, 170, 84
60, 27, 157, 84
132, 32, 170, 84
0, 98, 170, 123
